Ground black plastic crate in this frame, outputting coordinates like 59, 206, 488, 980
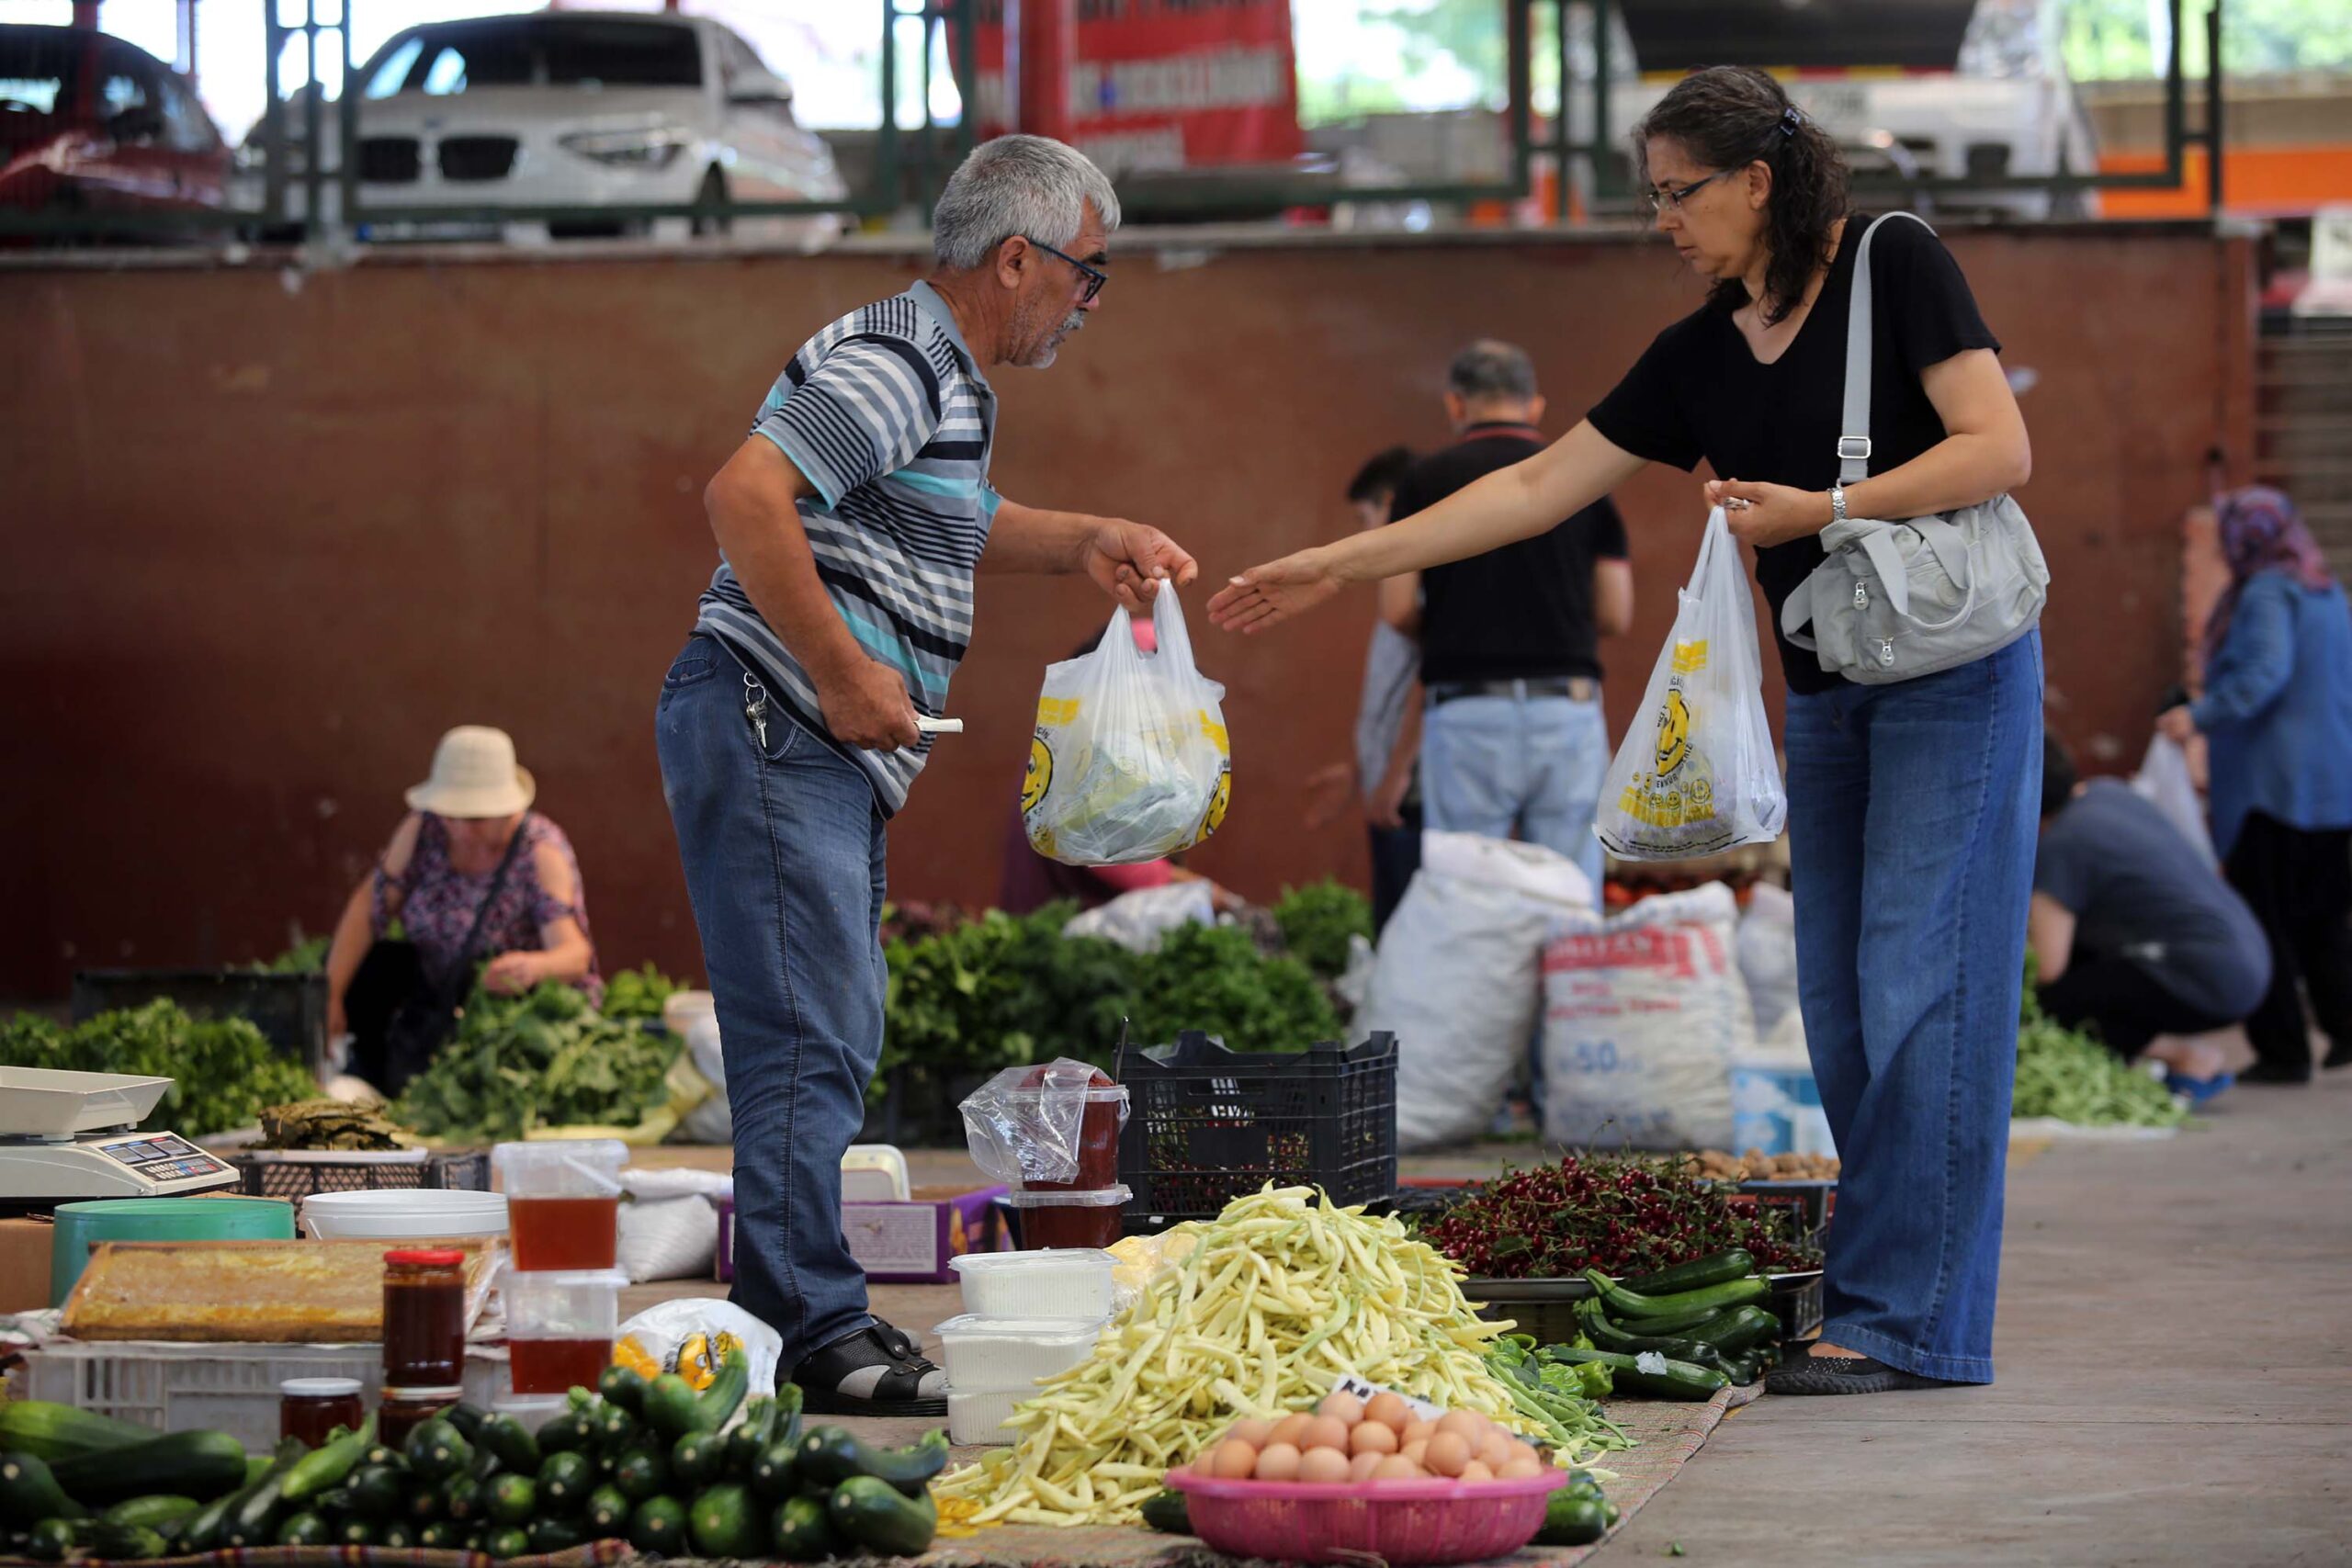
1115, 1030, 1397, 1225
71, 969, 329, 1076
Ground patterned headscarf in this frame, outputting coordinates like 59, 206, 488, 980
2204, 486, 2333, 657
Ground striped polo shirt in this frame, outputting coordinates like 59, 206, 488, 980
695, 280, 999, 814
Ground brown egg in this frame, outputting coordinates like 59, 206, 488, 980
1459, 1460, 1495, 1483
1348, 1421, 1399, 1458
1433, 1410, 1488, 1446
1371, 1456, 1424, 1483
1399, 1419, 1436, 1447
1498, 1457, 1546, 1481
1348, 1450, 1385, 1483
1476, 1433, 1519, 1471
1363, 1393, 1413, 1433
1253, 1442, 1303, 1482
1227, 1419, 1275, 1449
1209, 1439, 1259, 1480
1298, 1447, 1353, 1485
1507, 1440, 1542, 1469
1424, 1432, 1472, 1478
1400, 1438, 1430, 1466
1270, 1414, 1315, 1450
1317, 1391, 1366, 1427
1301, 1416, 1351, 1455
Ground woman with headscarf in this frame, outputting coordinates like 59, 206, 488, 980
2159, 487, 2352, 1083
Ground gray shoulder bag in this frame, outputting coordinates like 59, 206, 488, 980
1779, 212, 2049, 683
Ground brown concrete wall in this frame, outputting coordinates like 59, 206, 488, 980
0, 223, 2249, 997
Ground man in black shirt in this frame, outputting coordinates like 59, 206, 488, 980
1384, 341, 1632, 888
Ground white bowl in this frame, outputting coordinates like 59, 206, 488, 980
300, 1188, 509, 1240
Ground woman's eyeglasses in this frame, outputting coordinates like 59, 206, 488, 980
1643, 166, 1738, 217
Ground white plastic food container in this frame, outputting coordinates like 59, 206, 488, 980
503, 1269, 630, 1340
932, 1315, 1104, 1392
300, 1188, 508, 1240
947, 1386, 1026, 1447
492, 1139, 627, 1198
951, 1248, 1116, 1320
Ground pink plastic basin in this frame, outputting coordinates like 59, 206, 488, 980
1164, 1466, 1568, 1565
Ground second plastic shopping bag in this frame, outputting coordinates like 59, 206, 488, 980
1594, 506, 1786, 861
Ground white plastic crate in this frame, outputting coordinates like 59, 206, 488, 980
16, 1341, 505, 1450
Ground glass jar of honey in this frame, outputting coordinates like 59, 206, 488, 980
382, 1248, 468, 1388
278, 1378, 365, 1449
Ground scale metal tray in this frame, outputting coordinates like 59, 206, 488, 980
0, 1068, 173, 1139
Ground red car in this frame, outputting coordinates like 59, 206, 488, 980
0, 24, 230, 237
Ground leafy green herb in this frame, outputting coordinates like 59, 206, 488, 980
393, 982, 680, 1141
0, 1001, 317, 1137
601, 963, 688, 1023
1271, 880, 1373, 981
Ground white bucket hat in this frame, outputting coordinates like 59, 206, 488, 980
405, 726, 537, 819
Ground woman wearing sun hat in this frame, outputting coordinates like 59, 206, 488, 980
323, 726, 601, 1092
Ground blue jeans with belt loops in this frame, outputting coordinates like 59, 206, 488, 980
1783, 633, 2041, 1382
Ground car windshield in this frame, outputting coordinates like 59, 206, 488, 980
363, 17, 700, 98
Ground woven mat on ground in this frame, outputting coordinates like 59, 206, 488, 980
919, 1385, 1762, 1567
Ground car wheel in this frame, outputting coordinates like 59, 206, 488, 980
691, 166, 730, 238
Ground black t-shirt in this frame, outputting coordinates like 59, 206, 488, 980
2036, 780, 2272, 1020
1390, 424, 1630, 685
1587, 214, 2001, 694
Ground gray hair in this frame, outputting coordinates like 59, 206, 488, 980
1447, 340, 1540, 402
932, 135, 1122, 271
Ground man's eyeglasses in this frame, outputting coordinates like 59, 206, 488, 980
1642, 166, 1738, 217
1025, 237, 1108, 303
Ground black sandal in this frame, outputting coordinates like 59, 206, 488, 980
1765, 1349, 1950, 1396
793, 1319, 948, 1416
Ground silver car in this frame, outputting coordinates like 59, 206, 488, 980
240, 9, 848, 246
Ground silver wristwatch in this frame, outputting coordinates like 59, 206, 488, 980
1829, 482, 1849, 524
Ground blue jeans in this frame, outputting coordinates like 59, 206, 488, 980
655, 634, 885, 1366
1784, 632, 2042, 1383
1419, 690, 1609, 892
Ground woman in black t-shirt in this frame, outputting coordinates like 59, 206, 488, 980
1210, 67, 2041, 1397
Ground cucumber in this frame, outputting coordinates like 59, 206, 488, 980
584, 1483, 631, 1536
276, 1511, 333, 1548
100, 1495, 201, 1534
769, 1495, 839, 1562
51, 1428, 250, 1506
689, 1482, 764, 1559
597, 1365, 649, 1417
614, 1446, 671, 1505
796, 1426, 949, 1496
1539, 1346, 1729, 1401
1139, 1488, 1192, 1535
828, 1474, 937, 1556
485, 1525, 532, 1561
1620, 1248, 1756, 1296
0, 1452, 87, 1525
537, 1450, 596, 1513
403, 1418, 473, 1483
527, 1516, 586, 1555
488, 1474, 537, 1528
1583, 1268, 1769, 1322
670, 1430, 726, 1490
629, 1495, 690, 1557
477, 1415, 540, 1475
0, 1404, 155, 1466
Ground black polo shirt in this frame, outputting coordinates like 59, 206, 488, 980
1389, 423, 1629, 685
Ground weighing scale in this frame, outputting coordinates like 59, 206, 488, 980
0, 1067, 240, 1205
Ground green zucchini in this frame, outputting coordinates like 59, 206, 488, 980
537, 1450, 596, 1513
221, 1453, 303, 1550
334, 1517, 378, 1549
407, 1484, 445, 1526
629, 1495, 689, 1557
1577, 1298, 1730, 1364
695, 1348, 752, 1433
23, 1517, 86, 1562
689, 1481, 764, 1559
1605, 1302, 1736, 1337
1620, 1248, 1756, 1296
537, 1407, 594, 1455
748, 1438, 798, 1502
0, 1452, 87, 1525
178, 1439, 304, 1554
1139, 1488, 1192, 1535
796, 1425, 949, 1496
488, 1473, 537, 1527
769, 1495, 839, 1562
1583, 1267, 1769, 1322
613, 1446, 672, 1505
379, 1520, 418, 1551
403, 1418, 472, 1483
828, 1473, 937, 1556
344, 1461, 404, 1519
477, 1414, 540, 1475
416, 1519, 465, 1551
724, 1394, 778, 1476
592, 1401, 639, 1454
100, 1495, 201, 1534
442, 1404, 488, 1442
1539, 1346, 1729, 1401
51, 1428, 249, 1506
485, 1525, 532, 1561
1533, 1488, 1612, 1547
597, 1365, 648, 1417
441, 1474, 488, 1525
275, 1511, 333, 1549
641, 1373, 703, 1439
1679, 1303, 1783, 1354
282, 1412, 376, 1504
670, 1430, 726, 1490
0, 1405, 154, 1467
527, 1516, 586, 1555
92, 1520, 171, 1560
584, 1483, 631, 1537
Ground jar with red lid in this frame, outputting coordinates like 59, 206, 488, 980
278, 1378, 365, 1450
382, 1248, 468, 1388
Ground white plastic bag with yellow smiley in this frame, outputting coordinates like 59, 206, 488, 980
1023, 590, 1231, 866
1595, 507, 1786, 862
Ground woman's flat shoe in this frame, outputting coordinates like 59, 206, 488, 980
2162, 1068, 2234, 1104
1765, 1352, 1951, 1395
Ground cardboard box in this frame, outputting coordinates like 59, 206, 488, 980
0, 1217, 53, 1314
717, 1186, 1011, 1286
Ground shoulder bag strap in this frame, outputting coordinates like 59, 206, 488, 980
442, 817, 532, 1000
1838, 211, 1939, 487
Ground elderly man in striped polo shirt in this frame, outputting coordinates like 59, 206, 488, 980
655, 135, 1196, 1416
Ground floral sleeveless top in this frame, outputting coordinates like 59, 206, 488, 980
372, 813, 602, 1005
